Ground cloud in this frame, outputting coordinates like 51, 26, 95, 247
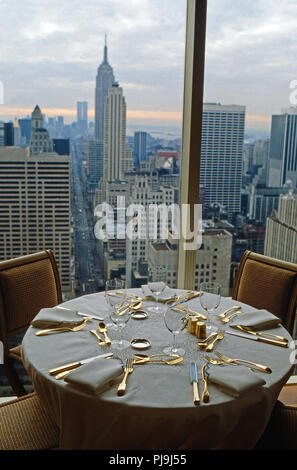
0, 0, 297, 131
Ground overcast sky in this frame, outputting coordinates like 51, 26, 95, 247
0, 0, 297, 134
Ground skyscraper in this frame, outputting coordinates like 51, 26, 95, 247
264, 191, 297, 265
95, 37, 115, 141
30, 105, 53, 154
103, 83, 132, 181
0, 126, 72, 293
133, 131, 147, 169
200, 103, 246, 219
268, 108, 297, 189
88, 139, 103, 184
77, 101, 88, 133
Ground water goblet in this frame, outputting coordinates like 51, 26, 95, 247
147, 266, 167, 313
163, 305, 187, 356
105, 279, 126, 330
109, 299, 131, 350
199, 282, 221, 333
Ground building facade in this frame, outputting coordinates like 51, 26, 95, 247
94, 38, 115, 142
268, 108, 297, 189
200, 103, 246, 219
264, 192, 297, 265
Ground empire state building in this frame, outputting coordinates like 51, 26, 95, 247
94, 37, 115, 141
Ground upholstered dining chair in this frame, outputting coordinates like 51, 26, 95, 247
232, 251, 297, 335
0, 392, 59, 450
0, 250, 62, 396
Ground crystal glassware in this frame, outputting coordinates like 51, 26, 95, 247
163, 305, 187, 356
199, 282, 221, 333
109, 298, 131, 350
104, 278, 126, 330
147, 266, 167, 313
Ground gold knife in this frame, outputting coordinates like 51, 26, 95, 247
201, 363, 210, 403
226, 329, 288, 348
48, 353, 113, 376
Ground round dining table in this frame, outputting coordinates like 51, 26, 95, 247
22, 289, 294, 450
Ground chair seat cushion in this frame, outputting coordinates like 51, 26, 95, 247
0, 392, 59, 450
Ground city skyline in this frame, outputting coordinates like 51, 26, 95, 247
0, 1, 297, 132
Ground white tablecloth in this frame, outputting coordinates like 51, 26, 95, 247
22, 290, 294, 450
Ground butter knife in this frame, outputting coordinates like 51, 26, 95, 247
226, 329, 288, 348
190, 362, 200, 406
49, 352, 113, 376
171, 291, 201, 308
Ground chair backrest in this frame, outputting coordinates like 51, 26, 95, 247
232, 250, 297, 334
0, 250, 62, 342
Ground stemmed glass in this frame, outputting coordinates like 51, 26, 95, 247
109, 298, 131, 350
163, 305, 187, 356
199, 282, 221, 333
104, 279, 126, 330
147, 266, 167, 313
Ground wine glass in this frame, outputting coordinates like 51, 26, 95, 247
147, 266, 167, 313
104, 279, 126, 330
163, 305, 187, 356
109, 299, 131, 350
199, 282, 221, 333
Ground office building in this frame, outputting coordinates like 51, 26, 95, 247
133, 131, 147, 169
103, 83, 133, 181
264, 192, 297, 265
126, 174, 175, 287
0, 147, 72, 292
53, 139, 70, 156
249, 185, 287, 224
4, 123, 14, 146
77, 101, 88, 134
18, 118, 31, 145
200, 103, 246, 219
0, 123, 4, 146
148, 227, 233, 296
268, 108, 297, 189
95, 37, 115, 141
30, 105, 53, 154
87, 139, 103, 185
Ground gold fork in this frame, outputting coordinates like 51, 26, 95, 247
215, 351, 272, 374
35, 317, 90, 336
220, 311, 241, 324
205, 332, 224, 352
117, 358, 134, 396
217, 306, 241, 319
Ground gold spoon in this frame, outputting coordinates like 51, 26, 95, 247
98, 322, 112, 345
90, 329, 106, 346
205, 332, 224, 352
196, 332, 218, 349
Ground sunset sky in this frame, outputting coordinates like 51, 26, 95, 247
0, 0, 297, 134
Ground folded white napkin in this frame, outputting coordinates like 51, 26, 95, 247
206, 363, 266, 397
64, 358, 124, 395
230, 309, 281, 330
31, 307, 79, 329
142, 283, 175, 301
